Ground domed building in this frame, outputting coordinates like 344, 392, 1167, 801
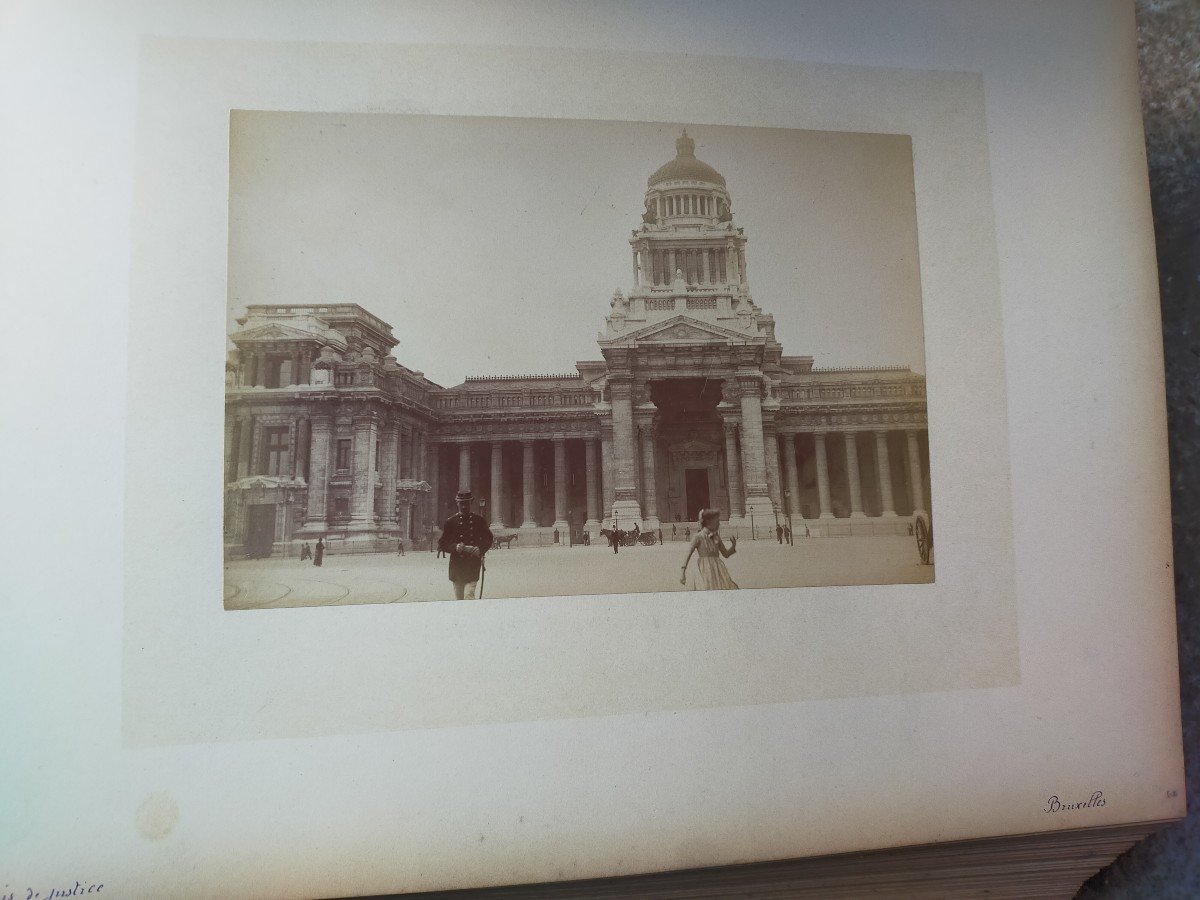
224, 132, 930, 557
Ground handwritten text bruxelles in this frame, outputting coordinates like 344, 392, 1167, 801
1043, 791, 1106, 813
3, 882, 104, 900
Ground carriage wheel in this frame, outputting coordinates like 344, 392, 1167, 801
915, 516, 932, 565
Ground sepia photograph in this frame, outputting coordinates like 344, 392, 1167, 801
223, 113, 933, 607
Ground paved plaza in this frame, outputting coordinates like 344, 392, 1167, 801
224, 535, 933, 609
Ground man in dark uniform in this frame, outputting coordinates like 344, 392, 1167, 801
437, 490, 494, 600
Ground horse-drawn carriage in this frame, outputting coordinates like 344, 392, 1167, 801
599, 526, 655, 547
913, 511, 934, 565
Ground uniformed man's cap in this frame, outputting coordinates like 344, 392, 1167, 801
455, 490, 473, 501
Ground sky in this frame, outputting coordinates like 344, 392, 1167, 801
228, 112, 926, 386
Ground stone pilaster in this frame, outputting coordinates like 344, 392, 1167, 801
722, 419, 745, 520
763, 415, 783, 513
236, 416, 253, 478
875, 431, 897, 517
301, 416, 332, 532
844, 431, 865, 518
608, 378, 643, 526
815, 431, 834, 519
521, 440, 538, 528
783, 432, 802, 522
584, 438, 601, 532
552, 438, 569, 530
907, 429, 927, 518
737, 375, 774, 522
490, 441, 504, 527
347, 415, 379, 531
600, 423, 614, 525
379, 422, 399, 527
639, 421, 660, 530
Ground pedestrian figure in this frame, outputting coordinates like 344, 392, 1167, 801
437, 491, 494, 600
299, 542, 312, 561
684, 526, 690, 540
608, 528, 620, 554
672, 524, 677, 537
804, 525, 811, 538
776, 524, 784, 544
658, 529, 663, 545
681, 509, 739, 590
784, 525, 792, 544
397, 539, 405, 556
313, 537, 324, 567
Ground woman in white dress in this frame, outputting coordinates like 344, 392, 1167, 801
680, 508, 739, 590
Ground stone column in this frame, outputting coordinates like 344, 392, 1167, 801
783, 433, 802, 522
632, 249, 640, 286
722, 420, 745, 520
380, 422, 399, 527
490, 441, 504, 527
552, 438, 569, 530
668, 249, 677, 281
639, 421, 660, 530
584, 438, 601, 533
727, 243, 739, 284
815, 432, 834, 519
907, 429, 927, 517
701, 246, 710, 283
737, 376, 774, 521
348, 415, 379, 531
844, 432, 865, 518
426, 442, 440, 528
520, 440, 537, 528
608, 379, 643, 525
875, 431, 897, 517
301, 416, 332, 532
738, 245, 748, 285
458, 442, 471, 494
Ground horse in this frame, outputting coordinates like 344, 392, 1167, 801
493, 534, 519, 549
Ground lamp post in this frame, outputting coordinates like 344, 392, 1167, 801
749, 508, 755, 540
567, 508, 574, 547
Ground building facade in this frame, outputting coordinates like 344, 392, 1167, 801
224, 132, 930, 556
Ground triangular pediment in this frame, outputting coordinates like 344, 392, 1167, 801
232, 322, 326, 344
606, 315, 763, 348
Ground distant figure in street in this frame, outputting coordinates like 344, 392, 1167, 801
804, 525, 811, 538
681, 509, 738, 590
397, 539, 405, 556
437, 490, 494, 600
684, 526, 690, 540
608, 528, 620, 554
435, 525, 446, 558
784, 525, 792, 544
658, 529, 663, 545
776, 524, 784, 544
299, 542, 312, 561
313, 537, 325, 567
672, 523, 677, 537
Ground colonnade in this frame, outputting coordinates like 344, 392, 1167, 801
633, 244, 745, 287
437, 437, 605, 531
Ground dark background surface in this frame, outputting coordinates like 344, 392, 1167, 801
1078, 1, 1200, 896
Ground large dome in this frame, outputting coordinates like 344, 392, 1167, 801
648, 131, 726, 187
